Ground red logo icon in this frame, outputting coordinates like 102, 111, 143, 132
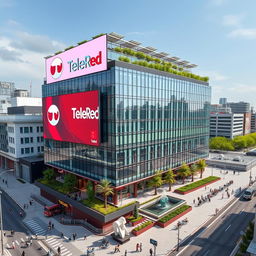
50, 58, 63, 79
47, 105, 60, 126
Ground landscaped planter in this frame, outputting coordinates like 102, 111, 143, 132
132, 221, 154, 236
129, 217, 146, 227
157, 206, 192, 228
174, 177, 221, 195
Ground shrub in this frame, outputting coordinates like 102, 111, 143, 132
42, 169, 55, 183
92, 33, 105, 39
133, 221, 153, 231
77, 40, 88, 45
64, 46, 74, 51
159, 205, 191, 223
176, 176, 220, 192
118, 56, 130, 63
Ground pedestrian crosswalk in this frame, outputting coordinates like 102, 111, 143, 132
46, 237, 72, 256
24, 219, 46, 235
24, 219, 73, 256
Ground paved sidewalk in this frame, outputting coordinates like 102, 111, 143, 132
0, 167, 254, 256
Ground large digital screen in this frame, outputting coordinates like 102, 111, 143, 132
45, 35, 107, 84
43, 90, 100, 146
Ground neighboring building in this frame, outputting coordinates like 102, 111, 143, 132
0, 94, 44, 182
210, 104, 231, 113
226, 101, 250, 114
0, 81, 15, 114
219, 98, 227, 105
13, 89, 30, 97
42, 33, 211, 206
251, 112, 256, 133
210, 113, 244, 138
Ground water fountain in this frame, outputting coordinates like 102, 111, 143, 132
140, 193, 186, 219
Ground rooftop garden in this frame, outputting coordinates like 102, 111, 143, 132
115, 47, 209, 82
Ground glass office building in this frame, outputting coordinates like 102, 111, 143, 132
43, 33, 211, 204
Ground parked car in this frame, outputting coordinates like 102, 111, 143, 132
243, 186, 256, 200
246, 151, 256, 156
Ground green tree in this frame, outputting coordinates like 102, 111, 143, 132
87, 180, 95, 201
197, 159, 207, 178
43, 168, 55, 183
164, 169, 176, 191
190, 164, 199, 182
209, 137, 234, 151
177, 163, 191, 184
133, 203, 139, 219
96, 179, 114, 209
63, 173, 77, 193
149, 170, 163, 195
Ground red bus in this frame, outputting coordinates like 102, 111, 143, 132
44, 204, 63, 217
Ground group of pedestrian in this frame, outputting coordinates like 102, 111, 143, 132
48, 221, 54, 230
72, 232, 77, 240
23, 200, 33, 210
136, 242, 142, 252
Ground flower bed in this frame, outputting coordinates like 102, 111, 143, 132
157, 205, 192, 228
127, 216, 146, 226
174, 176, 220, 195
132, 220, 154, 236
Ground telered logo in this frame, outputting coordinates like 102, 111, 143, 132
47, 105, 60, 126
50, 58, 63, 79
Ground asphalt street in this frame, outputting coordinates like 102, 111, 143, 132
1, 190, 48, 256
169, 193, 255, 256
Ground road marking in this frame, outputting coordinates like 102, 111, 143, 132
204, 250, 210, 256
176, 196, 241, 256
15, 240, 19, 245
37, 241, 49, 252
4, 249, 12, 256
225, 224, 231, 232
21, 238, 25, 243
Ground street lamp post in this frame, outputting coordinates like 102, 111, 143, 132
176, 222, 181, 251
0, 191, 3, 256
249, 170, 252, 186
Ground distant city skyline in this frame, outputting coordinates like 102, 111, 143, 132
0, 0, 256, 107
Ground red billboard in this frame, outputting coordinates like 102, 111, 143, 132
43, 90, 100, 146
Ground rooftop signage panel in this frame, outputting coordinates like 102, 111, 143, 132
45, 35, 107, 84
43, 90, 100, 146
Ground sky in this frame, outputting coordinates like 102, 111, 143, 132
0, 0, 256, 106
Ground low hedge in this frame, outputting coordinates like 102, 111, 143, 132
39, 179, 78, 194
133, 220, 153, 231
176, 176, 220, 193
128, 215, 143, 223
159, 205, 191, 223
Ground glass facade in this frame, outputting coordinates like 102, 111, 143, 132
43, 61, 211, 187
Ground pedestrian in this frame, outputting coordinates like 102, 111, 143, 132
3, 232, 5, 237
72, 233, 75, 240
21, 251, 25, 256
51, 223, 54, 229
222, 193, 224, 199
150, 248, 153, 256
74, 232, 77, 240
29, 200, 32, 206
124, 249, 127, 256
193, 199, 195, 204
48, 225, 51, 231
57, 246, 61, 254
5, 180, 7, 186
19, 211, 23, 217
136, 243, 139, 252
215, 208, 218, 216
139, 242, 142, 252
116, 244, 120, 252
84, 234, 87, 240
49, 221, 51, 226
60, 232, 64, 238
23, 204, 26, 210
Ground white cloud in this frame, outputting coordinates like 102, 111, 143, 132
222, 14, 244, 27
228, 28, 256, 39
0, 28, 66, 96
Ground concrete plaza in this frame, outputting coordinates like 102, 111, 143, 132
0, 166, 254, 256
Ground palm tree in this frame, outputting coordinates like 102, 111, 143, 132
164, 169, 176, 191
197, 159, 207, 178
149, 170, 163, 195
177, 163, 191, 184
96, 179, 114, 209
190, 164, 199, 182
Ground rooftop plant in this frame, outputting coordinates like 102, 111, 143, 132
92, 33, 105, 39
64, 46, 74, 51
77, 40, 88, 45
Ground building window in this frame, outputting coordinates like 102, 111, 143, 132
41, 137, 43, 142
37, 126, 39, 133
25, 148, 30, 154
31, 147, 34, 153
30, 127, 33, 133
20, 138, 24, 144
20, 127, 23, 133
30, 137, 33, 143
25, 137, 29, 143
24, 127, 29, 133
40, 126, 43, 132
21, 148, 24, 154
41, 146, 44, 152
37, 146, 40, 153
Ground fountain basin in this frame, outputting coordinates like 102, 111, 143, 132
140, 195, 186, 220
